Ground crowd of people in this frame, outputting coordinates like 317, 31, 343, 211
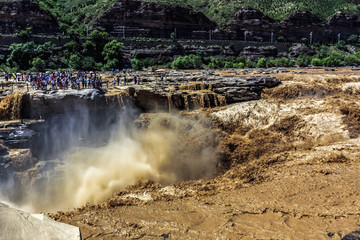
3, 71, 105, 90
2, 69, 162, 91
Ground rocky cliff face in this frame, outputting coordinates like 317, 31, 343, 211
0, 0, 59, 35
97, 0, 216, 39
0, 1, 359, 43
227, 7, 360, 42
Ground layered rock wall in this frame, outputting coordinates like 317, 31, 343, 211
227, 8, 360, 42
0, 0, 59, 35
97, 0, 215, 39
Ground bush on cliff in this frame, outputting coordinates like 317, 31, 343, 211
17, 29, 31, 40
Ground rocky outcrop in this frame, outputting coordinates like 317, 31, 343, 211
125, 72, 281, 111
227, 8, 275, 41
288, 43, 316, 58
0, 0, 59, 35
23, 89, 129, 119
15, 72, 281, 116
97, 0, 215, 39
209, 76, 281, 103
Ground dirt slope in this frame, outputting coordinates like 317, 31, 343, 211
50, 68, 360, 240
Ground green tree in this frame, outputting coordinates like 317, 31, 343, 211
68, 54, 82, 69
6, 42, 37, 70
131, 58, 142, 70
81, 56, 98, 70
88, 30, 109, 51
64, 40, 81, 52
32, 57, 46, 71
6, 41, 56, 70
102, 40, 124, 70
83, 30, 110, 62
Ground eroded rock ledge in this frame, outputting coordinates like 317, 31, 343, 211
21, 73, 280, 118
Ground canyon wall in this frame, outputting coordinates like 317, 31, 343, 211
0, 0, 59, 35
227, 8, 360, 42
97, 0, 216, 39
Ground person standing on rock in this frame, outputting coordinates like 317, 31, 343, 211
137, 75, 141, 85
117, 76, 120, 86
133, 75, 136, 85
51, 79, 55, 90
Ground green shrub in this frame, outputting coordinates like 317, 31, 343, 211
257, 58, 267, 68
317, 45, 330, 58
344, 54, 360, 66
336, 40, 348, 52
300, 38, 308, 44
17, 29, 30, 40
277, 36, 285, 42
322, 54, 342, 67
236, 62, 245, 68
347, 34, 358, 45
296, 54, 311, 67
311, 58, 322, 66
171, 55, 203, 69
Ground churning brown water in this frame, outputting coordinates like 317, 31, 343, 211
1, 113, 218, 212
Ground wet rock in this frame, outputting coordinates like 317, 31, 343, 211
209, 76, 281, 103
